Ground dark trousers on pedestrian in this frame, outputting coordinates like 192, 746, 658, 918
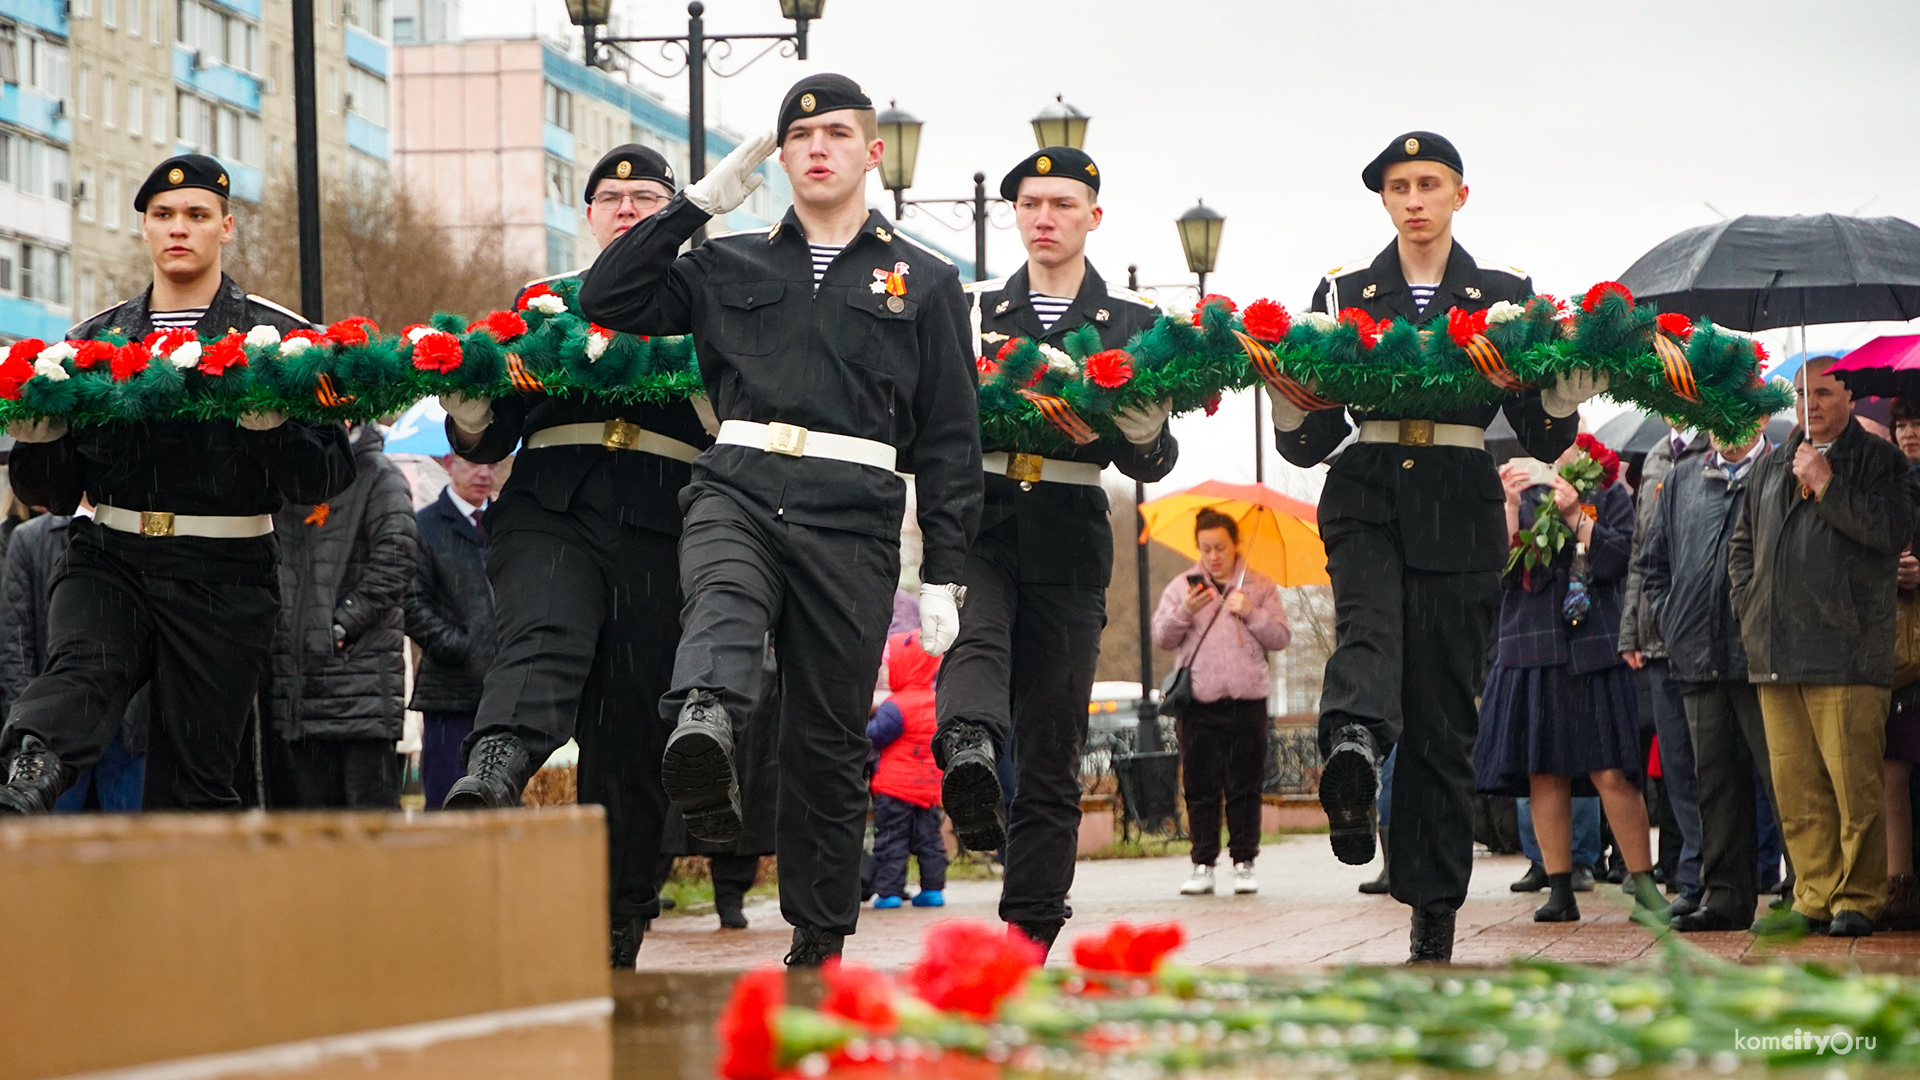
266, 735, 400, 808
1684, 679, 1791, 923
1646, 660, 1704, 896
873, 793, 948, 899
1318, 518, 1499, 917
468, 519, 678, 922
420, 711, 475, 810
1177, 697, 1269, 866
663, 484, 899, 938
935, 520, 1106, 929
1, 552, 277, 810
51, 732, 147, 813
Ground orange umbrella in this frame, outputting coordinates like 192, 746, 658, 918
1139, 481, 1328, 587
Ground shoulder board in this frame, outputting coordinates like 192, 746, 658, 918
246, 294, 315, 326
521, 269, 584, 289
1472, 256, 1528, 280
965, 277, 1009, 297
706, 226, 772, 241
892, 231, 954, 267
1326, 258, 1375, 279
1105, 284, 1157, 310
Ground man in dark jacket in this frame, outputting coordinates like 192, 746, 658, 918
0, 154, 357, 814
1731, 357, 1916, 938
1644, 429, 1786, 932
404, 455, 497, 809
264, 422, 418, 808
1273, 132, 1590, 961
1618, 429, 1710, 914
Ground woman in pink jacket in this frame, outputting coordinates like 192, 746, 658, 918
1152, 508, 1292, 896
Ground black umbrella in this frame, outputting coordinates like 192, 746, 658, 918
1593, 412, 1670, 457
1619, 214, 1920, 331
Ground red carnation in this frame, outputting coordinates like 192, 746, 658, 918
996, 339, 1020, 362
410, 331, 464, 374
1753, 339, 1770, 365
1071, 921, 1185, 976
111, 341, 151, 382
141, 328, 196, 355
469, 310, 528, 341
1580, 281, 1634, 314
515, 283, 558, 311
0, 351, 33, 401
976, 354, 999, 380
714, 966, 784, 1080
1535, 293, 1572, 321
326, 316, 378, 348
1654, 312, 1692, 340
198, 333, 248, 376
1204, 393, 1221, 416
1085, 349, 1133, 389
1446, 306, 1490, 348
283, 328, 326, 348
1574, 432, 1621, 488
1241, 298, 1291, 343
1190, 294, 1238, 327
907, 920, 1042, 1019
1337, 307, 1385, 348
5, 339, 46, 366
72, 340, 114, 370
820, 959, 897, 1034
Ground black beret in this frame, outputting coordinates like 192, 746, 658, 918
1361, 131, 1463, 192
134, 153, 231, 212
777, 73, 872, 141
583, 143, 675, 203
999, 146, 1100, 201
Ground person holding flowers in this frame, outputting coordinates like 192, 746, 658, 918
1475, 434, 1666, 923
0, 154, 356, 814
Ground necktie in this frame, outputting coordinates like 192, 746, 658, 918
470, 508, 486, 539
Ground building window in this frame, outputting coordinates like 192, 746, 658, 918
77, 167, 95, 222
0, 241, 14, 294
128, 0, 142, 38
76, 64, 91, 119
544, 156, 573, 207
546, 230, 571, 275
347, 66, 386, 123
0, 132, 11, 187
151, 0, 163, 43
393, 16, 413, 42
79, 271, 95, 316
20, 30, 70, 101
76, 0, 93, 17
21, 244, 70, 306
128, 82, 143, 137
178, 0, 258, 73
104, 0, 119, 28
104, 175, 121, 230
325, 68, 338, 113
153, 90, 167, 143
103, 74, 116, 128
543, 83, 572, 132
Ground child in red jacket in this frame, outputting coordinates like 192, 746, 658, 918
868, 631, 947, 908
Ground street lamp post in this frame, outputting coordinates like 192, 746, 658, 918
1029, 94, 1089, 150
291, 0, 323, 320
1128, 264, 1159, 753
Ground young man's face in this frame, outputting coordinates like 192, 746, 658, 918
585, 177, 672, 249
142, 190, 233, 282
1379, 161, 1467, 245
1015, 176, 1102, 272
779, 113, 880, 211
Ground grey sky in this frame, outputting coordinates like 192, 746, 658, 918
466, 0, 1920, 500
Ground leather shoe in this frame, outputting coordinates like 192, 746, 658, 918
1571, 865, 1596, 892
1510, 861, 1548, 892
1320, 725, 1379, 866
1358, 866, 1391, 895
442, 733, 529, 809
1829, 910, 1874, 938
785, 927, 844, 967
661, 691, 743, 843
935, 722, 1006, 851
1668, 892, 1701, 919
716, 894, 748, 930
610, 917, 648, 970
1673, 908, 1752, 933
1407, 909, 1454, 964
0, 735, 63, 814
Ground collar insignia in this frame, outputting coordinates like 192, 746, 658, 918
768, 222, 782, 241
874, 225, 893, 242
1361, 283, 1378, 298
1094, 308, 1110, 322
995, 299, 1011, 314
1465, 286, 1482, 299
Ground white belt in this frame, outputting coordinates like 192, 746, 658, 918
95, 504, 274, 539
524, 420, 701, 463
982, 451, 1103, 488
1357, 419, 1486, 450
716, 420, 897, 471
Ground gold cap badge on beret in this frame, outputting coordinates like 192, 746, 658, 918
1036, 156, 1052, 174
217, 173, 227, 186
1405, 137, 1420, 154
800, 93, 817, 112
168, 167, 185, 184
615, 160, 632, 179
1086, 164, 1097, 177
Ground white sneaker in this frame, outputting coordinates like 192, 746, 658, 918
1180, 864, 1216, 895
1233, 861, 1258, 894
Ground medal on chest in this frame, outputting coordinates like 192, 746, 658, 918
870, 263, 910, 312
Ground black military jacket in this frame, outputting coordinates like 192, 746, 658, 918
10, 275, 357, 585
1276, 240, 1576, 573
452, 271, 714, 539
973, 261, 1176, 586
578, 196, 983, 585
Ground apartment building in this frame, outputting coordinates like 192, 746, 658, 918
0, 0, 73, 341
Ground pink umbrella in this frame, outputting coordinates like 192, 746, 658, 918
1827, 334, 1920, 400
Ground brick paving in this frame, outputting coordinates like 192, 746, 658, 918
635, 834, 1920, 972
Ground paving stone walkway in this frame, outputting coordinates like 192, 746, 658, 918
635, 834, 1920, 972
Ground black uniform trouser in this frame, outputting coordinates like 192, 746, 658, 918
1178, 697, 1270, 867
1683, 680, 1790, 922
266, 735, 401, 809
1, 558, 277, 810
663, 485, 899, 937
1319, 517, 1500, 917
935, 522, 1107, 928
468, 522, 678, 921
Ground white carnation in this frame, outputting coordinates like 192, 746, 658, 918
1038, 342, 1079, 377
406, 325, 436, 344
244, 324, 281, 347
38, 342, 76, 365
168, 341, 203, 369
1298, 311, 1340, 332
525, 294, 566, 315
32, 355, 69, 382
1484, 300, 1526, 326
585, 331, 611, 362
279, 336, 314, 357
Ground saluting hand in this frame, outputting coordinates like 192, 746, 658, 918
686, 130, 777, 217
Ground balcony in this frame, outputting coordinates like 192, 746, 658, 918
0, 0, 67, 36
345, 113, 389, 161
0, 83, 71, 143
173, 46, 262, 113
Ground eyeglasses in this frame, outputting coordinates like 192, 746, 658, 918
588, 192, 669, 211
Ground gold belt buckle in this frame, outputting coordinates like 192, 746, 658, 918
600, 419, 640, 451
1005, 453, 1044, 484
1398, 419, 1435, 447
764, 422, 807, 457
140, 511, 176, 537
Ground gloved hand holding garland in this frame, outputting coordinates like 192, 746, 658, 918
0, 278, 1789, 447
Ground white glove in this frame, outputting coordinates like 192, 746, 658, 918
685, 130, 776, 217
440, 392, 494, 435
1541, 369, 1609, 418
919, 583, 963, 657
1112, 397, 1172, 448
1270, 390, 1308, 433
690, 394, 720, 437
238, 410, 288, 431
5, 418, 67, 443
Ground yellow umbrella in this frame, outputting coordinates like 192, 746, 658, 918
1139, 480, 1328, 587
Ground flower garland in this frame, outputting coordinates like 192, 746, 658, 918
1506, 432, 1620, 575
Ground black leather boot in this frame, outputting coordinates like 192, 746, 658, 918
935, 721, 1005, 851
1358, 844, 1391, 894
1319, 725, 1379, 866
785, 927, 844, 967
610, 917, 648, 970
1011, 919, 1064, 955
0, 735, 63, 815
1407, 909, 1455, 964
716, 892, 749, 930
1535, 872, 1581, 922
442, 732, 531, 809
660, 691, 743, 843
1510, 861, 1548, 892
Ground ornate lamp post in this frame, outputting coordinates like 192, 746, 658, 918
1029, 94, 1090, 149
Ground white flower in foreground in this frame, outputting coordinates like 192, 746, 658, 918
1298, 311, 1339, 332
279, 336, 314, 357
244, 324, 281, 347
1485, 301, 1526, 326
407, 325, 436, 343
585, 330, 611, 362
38, 342, 76, 365
168, 341, 203, 369
524, 293, 566, 315
1038, 342, 1078, 377
32, 355, 69, 381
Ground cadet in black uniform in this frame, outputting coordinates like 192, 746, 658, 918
0, 154, 356, 813
436, 144, 713, 969
578, 75, 982, 966
933, 147, 1175, 952
1273, 133, 1601, 961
